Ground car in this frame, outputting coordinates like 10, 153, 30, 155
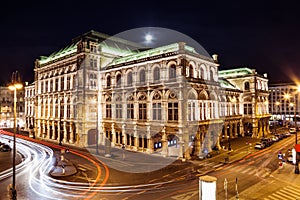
255, 142, 265, 149
284, 132, 291, 137
275, 134, 283, 140
261, 138, 273, 146
0, 144, 11, 152
289, 128, 296, 134
271, 136, 279, 142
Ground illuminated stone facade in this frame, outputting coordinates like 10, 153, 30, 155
25, 30, 270, 159
0, 86, 25, 128
269, 83, 299, 125
219, 68, 270, 138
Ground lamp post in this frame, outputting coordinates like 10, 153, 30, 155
8, 71, 23, 200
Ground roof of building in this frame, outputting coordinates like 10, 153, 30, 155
219, 78, 240, 90
218, 67, 255, 78
105, 42, 212, 69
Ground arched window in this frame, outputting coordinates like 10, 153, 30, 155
116, 74, 121, 87
106, 76, 111, 88
127, 72, 132, 86
189, 65, 194, 78
169, 64, 176, 79
244, 81, 250, 91
153, 67, 160, 81
200, 67, 205, 79
210, 69, 214, 81
140, 69, 145, 83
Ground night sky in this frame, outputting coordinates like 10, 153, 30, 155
1, 0, 299, 85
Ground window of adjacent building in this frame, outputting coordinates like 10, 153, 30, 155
127, 72, 133, 86
168, 102, 178, 121
169, 65, 176, 79
153, 67, 160, 81
67, 76, 71, 90
116, 74, 121, 87
60, 99, 64, 119
139, 69, 146, 83
67, 99, 71, 118
139, 103, 147, 120
244, 82, 250, 91
127, 103, 134, 119
55, 99, 58, 118
55, 78, 58, 92
61, 76, 65, 91
152, 103, 161, 120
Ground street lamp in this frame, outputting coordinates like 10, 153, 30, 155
8, 71, 23, 200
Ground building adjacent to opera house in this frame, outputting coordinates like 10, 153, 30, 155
24, 30, 271, 159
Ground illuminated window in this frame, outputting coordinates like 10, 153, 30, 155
168, 102, 178, 121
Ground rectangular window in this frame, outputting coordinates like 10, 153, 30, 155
116, 104, 122, 119
139, 103, 147, 120
152, 103, 161, 120
106, 104, 112, 118
127, 104, 134, 119
168, 102, 178, 121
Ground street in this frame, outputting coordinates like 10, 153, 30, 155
0, 129, 300, 200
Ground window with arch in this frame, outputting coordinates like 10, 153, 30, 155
200, 67, 205, 79
187, 93, 197, 121
116, 74, 121, 87
244, 81, 250, 91
167, 92, 178, 121
189, 65, 194, 78
169, 64, 176, 79
127, 72, 132, 86
153, 67, 160, 81
152, 92, 162, 120
139, 69, 146, 83
115, 96, 122, 119
138, 94, 147, 120
210, 69, 214, 81
106, 75, 111, 88
106, 96, 112, 118
127, 95, 134, 119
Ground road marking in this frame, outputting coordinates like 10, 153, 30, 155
241, 167, 252, 174
171, 191, 197, 200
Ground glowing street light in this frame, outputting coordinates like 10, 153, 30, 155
8, 71, 23, 199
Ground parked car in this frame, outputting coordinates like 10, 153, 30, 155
275, 134, 283, 140
261, 138, 273, 146
289, 128, 296, 134
0, 144, 11, 152
284, 132, 291, 137
271, 136, 279, 142
255, 142, 265, 149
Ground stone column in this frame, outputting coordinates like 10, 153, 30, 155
122, 124, 126, 145
63, 121, 67, 143
47, 121, 50, 139
111, 123, 116, 147
69, 122, 74, 143
161, 126, 168, 157
52, 121, 56, 140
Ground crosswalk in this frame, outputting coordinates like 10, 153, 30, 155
263, 185, 300, 200
197, 161, 224, 169
227, 165, 271, 178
